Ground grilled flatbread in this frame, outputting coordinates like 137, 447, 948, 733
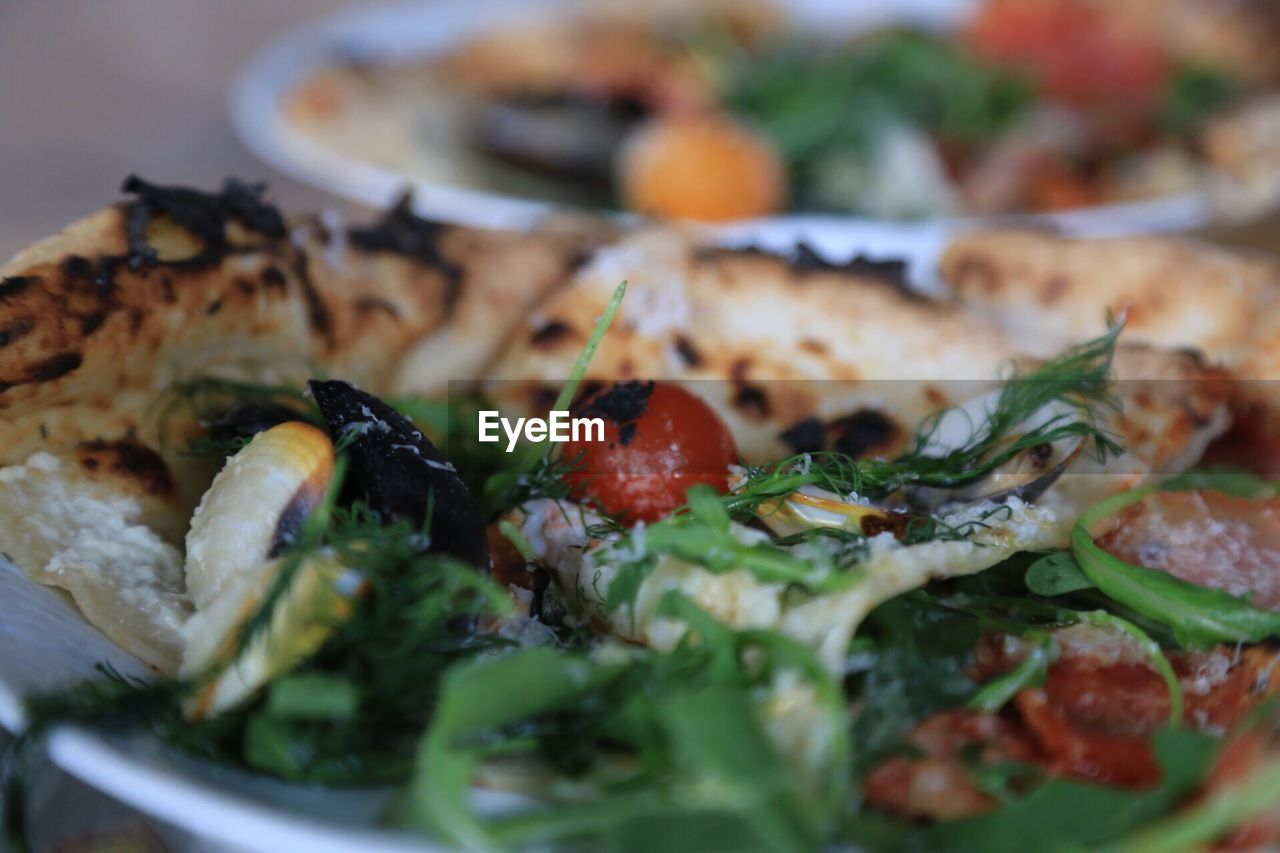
0, 179, 1252, 672
0, 179, 589, 670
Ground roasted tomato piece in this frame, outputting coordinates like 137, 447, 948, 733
864, 709, 1041, 821
1204, 403, 1280, 479
1015, 687, 1162, 787
965, 0, 1167, 108
1098, 489, 1280, 610
1203, 730, 1280, 850
562, 381, 739, 523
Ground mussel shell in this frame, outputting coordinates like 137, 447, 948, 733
205, 402, 303, 446
308, 380, 489, 571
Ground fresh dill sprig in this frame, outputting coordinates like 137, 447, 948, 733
728, 321, 1124, 515
483, 282, 628, 516
596, 325, 1125, 615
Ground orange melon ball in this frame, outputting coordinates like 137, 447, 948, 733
617, 114, 787, 221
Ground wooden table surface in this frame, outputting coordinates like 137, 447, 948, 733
0, 0, 358, 262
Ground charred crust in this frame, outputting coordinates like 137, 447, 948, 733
779, 417, 825, 454
60, 256, 94, 279
289, 251, 332, 337
204, 299, 223, 316
76, 440, 174, 496
693, 243, 912, 291
0, 318, 34, 348
261, 265, 287, 290
119, 175, 285, 272
29, 352, 83, 383
861, 512, 911, 539
531, 319, 572, 346
831, 409, 897, 458
673, 335, 702, 367
160, 274, 176, 303
732, 383, 770, 419
790, 243, 910, 286
0, 276, 35, 302
347, 194, 464, 309
353, 296, 401, 318
582, 381, 655, 446
79, 313, 106, 336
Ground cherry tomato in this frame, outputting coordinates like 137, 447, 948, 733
562, 381, 738, 523
965, 0, 1168, 109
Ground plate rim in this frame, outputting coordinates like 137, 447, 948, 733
228, 0, 1214, 241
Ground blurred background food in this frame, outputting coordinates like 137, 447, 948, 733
279, 0, 1280, 222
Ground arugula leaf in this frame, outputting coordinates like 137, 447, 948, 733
1159, 65, 1238, 138
656, 686, 818, 852
265, 675, 359, 721
1161, 467, 1280, 500
850, 593, 980, 767
406, 648, 623, 850
967, 630, 1055, 713
1100, 750, 1280, 853
1072, 486, 1280, 647
911, 728, 1217, 852
1024, 551, 1095, 596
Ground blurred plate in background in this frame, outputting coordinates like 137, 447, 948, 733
230, 0, 1213, 246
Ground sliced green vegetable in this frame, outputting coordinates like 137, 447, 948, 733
265, 674, 360, 721
967, 630, 1056, 713
406, 648, 622, 851
1072, 485, 1280, 647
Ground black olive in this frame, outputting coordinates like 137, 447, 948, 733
308, 380, 489, 571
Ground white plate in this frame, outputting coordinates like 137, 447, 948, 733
229, 0, 1212, 244
0, 556, 541, 852
0, 154, 966, 851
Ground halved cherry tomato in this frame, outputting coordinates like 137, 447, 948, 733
965, 0, 1168, 109
562, 381, 739, 524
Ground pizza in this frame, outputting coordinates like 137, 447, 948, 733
2, 177, 1279, 850
280, 0, 1280, 221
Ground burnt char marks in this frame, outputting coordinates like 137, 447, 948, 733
694, 242, 916, 296
79, 313, 106, 336
0, 276, 35, 302
261, 265, 287, 290
353, 296, 402, 319
789, 243, 909, 287
673, 334, 703, 367
289, 251, 333, 337
832, 410, 897, 458
531, 319, 572, 346
777, 410, 898, 456
582, 381, 654, 446
348, 193, 464, 314
779, 417, 824, 454
0, 317, 34, 348
76, 440, 174, 496
29, 352, 83, 383
120, 175, 285, 272
728, 357, 770, 420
